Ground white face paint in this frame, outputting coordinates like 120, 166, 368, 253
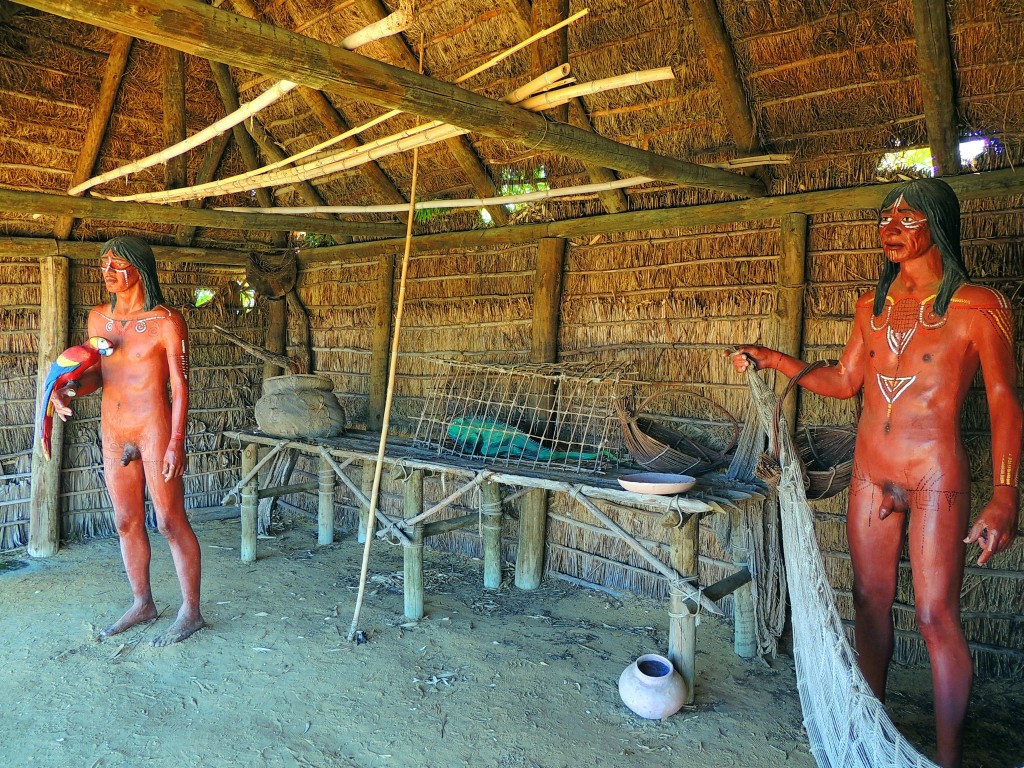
101, 251, 140, 294
878, 195, 932, 263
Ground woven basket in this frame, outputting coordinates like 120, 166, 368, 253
615, 388, 739, 476
756, 360, 857, 500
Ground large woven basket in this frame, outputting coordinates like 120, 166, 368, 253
614, 388, 739, 476
756, 360, 857, 500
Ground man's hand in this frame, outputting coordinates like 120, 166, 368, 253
162, 439, 187, 481
726, 345, 779, 374
964, 496, 1018, 565
49, 384, 78, 422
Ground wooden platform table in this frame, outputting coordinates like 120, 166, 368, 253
222, 429, 760, 702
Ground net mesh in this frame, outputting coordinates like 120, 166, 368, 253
744, 369, 938, 768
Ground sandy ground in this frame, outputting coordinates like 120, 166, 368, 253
0, 515, 1021, 768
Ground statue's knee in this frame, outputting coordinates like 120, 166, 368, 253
852, 580, 895, 616
914, 603, 958, 639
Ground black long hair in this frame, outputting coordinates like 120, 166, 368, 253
873, 177, 969, 317
100, 236, 165, 311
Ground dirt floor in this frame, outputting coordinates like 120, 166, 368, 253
1, 514, 1021, 768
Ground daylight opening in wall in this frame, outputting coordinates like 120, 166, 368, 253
194, 288, 216, 307
877, 135, 993, 176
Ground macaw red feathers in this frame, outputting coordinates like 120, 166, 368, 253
37, 336, 113, 460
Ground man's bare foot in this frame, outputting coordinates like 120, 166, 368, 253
151, 606, 205, 647
98, 599, 158, 639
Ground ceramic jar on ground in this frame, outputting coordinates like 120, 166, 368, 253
618, 653, 688, 720
254, 374, 346, 438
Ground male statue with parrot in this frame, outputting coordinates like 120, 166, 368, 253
45, 236, 205, 646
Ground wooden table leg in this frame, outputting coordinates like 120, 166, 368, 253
668, 513, 698, 704
240, 442, 258, 562
731, 506, 757, 659
358, 460, 374, 543
403, 470, 425, 620
481, 480, 503, 589
515, 488, 547, 590
317, 454, 335, 546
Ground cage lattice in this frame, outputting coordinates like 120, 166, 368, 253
412, 358, 633, 474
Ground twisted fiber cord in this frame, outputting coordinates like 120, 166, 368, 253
744, 370, 936, 768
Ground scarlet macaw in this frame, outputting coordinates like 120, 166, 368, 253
37, 336, 113, 460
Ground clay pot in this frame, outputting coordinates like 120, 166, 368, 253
618, 654, 688, 720
254, 374, 346, 438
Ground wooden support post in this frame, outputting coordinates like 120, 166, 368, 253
777, 213, 808, 431
481, 481, 503, 589
668, 514, 698, 704
28, 255, 69, 558
368, 252, 395, 431
403, 469, 425, 620
240, 443, 259, 562
317, 454, 336, 546
515, 489, 547, 589
730, 507, 757, 659
162, 47, 188, 191
359, 460, 375, 542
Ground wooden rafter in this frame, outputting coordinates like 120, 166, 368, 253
173, 129, 231, 245
53, 33, 132, 239
685, 0, 760, 157
227, 0, 411, 223
163, 48, 188, 190
209, 62, 290, 247
911, 0, 960, 176
530, 0, 629, 214
18, 0, 766, 198
351, 0, 510, 225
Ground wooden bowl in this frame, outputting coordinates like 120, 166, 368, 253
617, 472, 696, 495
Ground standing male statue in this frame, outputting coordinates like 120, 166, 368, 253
50, 236, 205, 646
731, 178, 1021, 767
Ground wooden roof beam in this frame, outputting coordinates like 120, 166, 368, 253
911, 0, 960, 176
17, 0, 766, 198
53, 33, 133, 240
0, 187, 406, 238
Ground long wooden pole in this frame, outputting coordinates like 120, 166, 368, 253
19, 0, 764, 198
347, 112, 424, 642
28, 255, 69, 558
298, 167, 1024, 264
0, 188, 405, 239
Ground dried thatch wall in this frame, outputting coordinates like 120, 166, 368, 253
274, 193, 1024, 676
0, 252, 263, 548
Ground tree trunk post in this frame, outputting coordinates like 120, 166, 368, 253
28, 254, 69, 558
481, 481, 503, 589
317, 453, 335, 546
667, 513, 699, 703
240, 442, 259, 562
403, 469, 425, 619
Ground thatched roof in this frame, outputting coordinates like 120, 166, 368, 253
1, 0, 1022, 252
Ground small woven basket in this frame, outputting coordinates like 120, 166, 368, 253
615, 388, 739, 476
757, 360, 857, 500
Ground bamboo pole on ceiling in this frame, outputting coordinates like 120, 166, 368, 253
911, 0, 960, 176
22, 0, 766, 198
53, 33, 133, 240
0, 188, 406, 239
296, 168, 1024, 264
